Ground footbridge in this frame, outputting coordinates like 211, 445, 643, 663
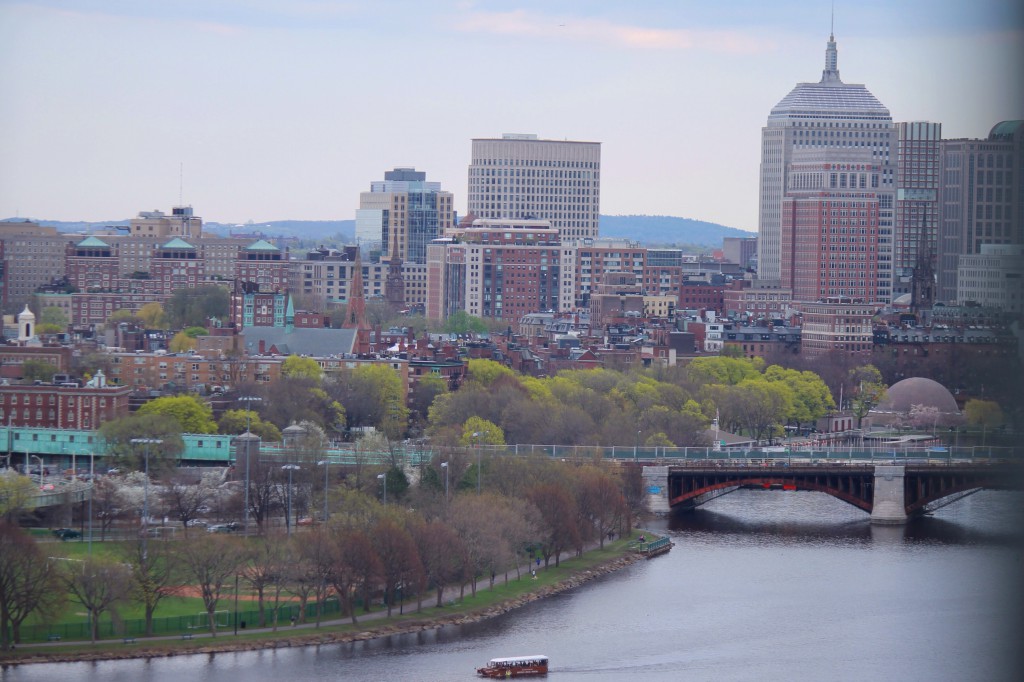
642, 461, 1024, 524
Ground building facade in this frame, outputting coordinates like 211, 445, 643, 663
893, 121, 942, 306
758, 31, 895, 303
956, 243, 1024, 314
357, 167, 455, 264
799, 297, 876, 356
780, 152, 882, 302
426, 219, 562, 323
937, 121, 1024, 303
468, 134, 601, 240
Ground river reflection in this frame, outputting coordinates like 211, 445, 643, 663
5, 490, 1023, 682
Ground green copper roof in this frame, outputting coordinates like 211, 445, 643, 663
76, 236, 110, 248
989, 120, 1023, 140
246, 239, 280, 251
161, 237, 195, 249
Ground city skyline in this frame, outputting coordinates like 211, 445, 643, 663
1, 0, 1021, 231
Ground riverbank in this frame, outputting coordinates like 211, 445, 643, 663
1, 536, 650, 666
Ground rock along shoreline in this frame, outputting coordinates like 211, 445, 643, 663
2, 552, 644, 666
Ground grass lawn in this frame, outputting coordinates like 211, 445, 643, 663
10, 530, 651, 654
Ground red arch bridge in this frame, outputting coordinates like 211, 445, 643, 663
641, 462, 1024, 524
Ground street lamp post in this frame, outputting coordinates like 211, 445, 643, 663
130, 438, 163, 562
317, 459, 329, 522
377, 473, 387, 504
281, 465, 300, 536
238, 396, 262, 533
87, 452, 94, 556
472, 432, 481, 494
441, 462, 449, 503
233, 574, 239, 636
29, 455, 43, 488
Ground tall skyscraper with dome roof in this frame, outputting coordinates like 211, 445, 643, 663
758, 30, 896, 303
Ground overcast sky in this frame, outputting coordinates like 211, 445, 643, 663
1, 0, 1021, 231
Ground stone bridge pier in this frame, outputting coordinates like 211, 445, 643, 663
643, 466, 671, 515
870, 465, 907, 525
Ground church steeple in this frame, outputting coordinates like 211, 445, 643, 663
345, 247, 368, 331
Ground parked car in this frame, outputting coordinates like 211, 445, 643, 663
297, 517, 316, 526
52, 528, 81, 541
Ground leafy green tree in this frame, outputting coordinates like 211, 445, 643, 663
0, 475, 37, 521
137, 302, 166, 329
137, 394, 218, 433
99, 413, 186, 474
183, 325, 209, 338
165, 284, 230, 328
253, 379, 345, 434
764, 365, 835, 429
443, 310, 488, 334
107, 309, 139, 324
39, 306, 68, 329
687, 356, 764, 386
19, 359, 58, 382
332, 365, 408, 440
168, 331, 196, 353
410, 374, 448, 422
466, 358, 516, 387
964, 399, 1004, 429
964, 399, 1005, 445
281, 355, 323, 381
460, 417, 505, 445
849, 365, 887, 428
218, 409, 282, 441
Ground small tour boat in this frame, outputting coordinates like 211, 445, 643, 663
476, 655, 549, 677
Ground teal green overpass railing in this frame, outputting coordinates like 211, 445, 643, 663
467, 443, 1023, 462
1, 425, 1018, 467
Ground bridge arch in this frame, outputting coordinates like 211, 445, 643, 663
671, 477, 873, 513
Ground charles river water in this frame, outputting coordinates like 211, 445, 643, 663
5, 489, 1023, 682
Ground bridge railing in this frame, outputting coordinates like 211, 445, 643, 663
471, 443, 1022, 462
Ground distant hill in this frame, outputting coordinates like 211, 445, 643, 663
4, 215, 749, 247
599, 215, 753, 247
203, 220, 355, 242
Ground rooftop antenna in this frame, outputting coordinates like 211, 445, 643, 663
831, 1, 834, 37
179, 162, 184, 205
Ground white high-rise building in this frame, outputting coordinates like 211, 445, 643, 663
758, 32, 896, 302
468, 134, 601, 240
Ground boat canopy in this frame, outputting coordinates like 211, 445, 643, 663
487, 656, 548, 665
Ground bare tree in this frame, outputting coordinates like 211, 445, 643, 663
177, 535, 245, 636
0, 522, 63, 649
92, 477, 127, 540
327, 527, 382, 623
411, 518, 465, 608
123, 535, 177, 636
527, 483, 580, 568
243, 534, 287, 628
59, 556, 133, 643
292, 527, 333, 626
449, 495, 500, 597
575, 467, 626, 549
373, 517, 423, 616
